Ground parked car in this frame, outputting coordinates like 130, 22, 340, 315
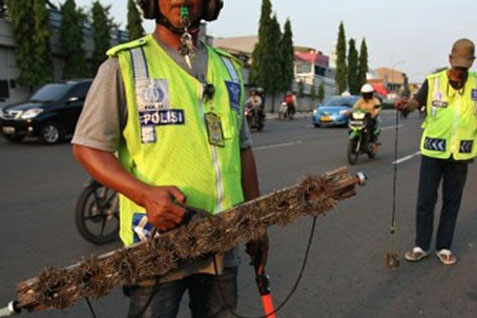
312, 95, 361, 128
0, 79, 92, 144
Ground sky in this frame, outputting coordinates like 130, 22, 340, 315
71, 0, 477, 83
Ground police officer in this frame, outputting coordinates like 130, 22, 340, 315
395, 38, 476, 265
72, 0, 268, 317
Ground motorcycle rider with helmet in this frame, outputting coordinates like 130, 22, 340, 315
351, 84, 382, 151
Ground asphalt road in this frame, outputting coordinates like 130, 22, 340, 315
0, 110, 476, 318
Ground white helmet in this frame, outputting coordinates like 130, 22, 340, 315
361, 84, 374, 94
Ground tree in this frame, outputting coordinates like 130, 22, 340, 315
318, 81, 325, 102
5, 0, 52, 88
91, 1, 112, 74
268, 14, 282, 107
310, 81, 317, 100
250, 0, 273, 91
60, 0, 88, 79
357, 38, 368, 90
127, 0, 144, 40
298, 80, 304, 97
32, 0, 53, 85
280, 18, 294, 92
335, 22, 347, 94
347, 38, 359, 95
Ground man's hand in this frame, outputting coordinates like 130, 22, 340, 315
142, 186, 187, 232
394, 97, 410, 110
246, 233, 269, 275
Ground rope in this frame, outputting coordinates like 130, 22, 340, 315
214, 216, 318, 318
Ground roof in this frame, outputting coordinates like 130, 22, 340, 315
295, 52, 317, 63
212, 36, 258, 55
375, 67, 405, 85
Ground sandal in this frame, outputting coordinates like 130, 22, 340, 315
435, 249, 457, 265
404, 246, 428, 262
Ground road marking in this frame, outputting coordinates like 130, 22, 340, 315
381, 124, 404, 131
254, 140, 303, 151
308, 124, 403, 130
392, 151, 421, 165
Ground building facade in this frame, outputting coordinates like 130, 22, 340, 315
213, 35, 336, 110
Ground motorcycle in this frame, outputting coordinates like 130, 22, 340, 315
75, 179, 120, 244
245, 105, 265, 131
278, 102, 294, 120
347, 110, 380, 165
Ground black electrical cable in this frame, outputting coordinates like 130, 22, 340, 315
85, 216, 317, 318
85, 297, 97, 318
213, 216, 318, 318
85, 228, 161, 318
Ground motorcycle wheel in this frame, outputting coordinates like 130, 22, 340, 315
75, 184, 119, 244
347, 138, 359, 165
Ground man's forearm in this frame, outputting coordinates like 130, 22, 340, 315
72, 145, 150, 207
240, 147, 260, 201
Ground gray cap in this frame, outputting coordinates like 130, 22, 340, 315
450, 38, 475, 68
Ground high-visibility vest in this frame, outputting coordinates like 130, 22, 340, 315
420, 70, 477, 160
107, 35, 245, 246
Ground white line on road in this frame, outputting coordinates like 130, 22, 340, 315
392, 151, 421, 165
381, 124, 404, 131
254, 140, 303, 151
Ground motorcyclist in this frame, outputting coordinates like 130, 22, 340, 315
283, 91, 296, 118
351, 84, 382, 150
246, 88, 263, 124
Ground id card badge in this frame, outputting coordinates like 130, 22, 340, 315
473, 89, 477, 116
204, 112, 225, 147
472, 89, 477, 101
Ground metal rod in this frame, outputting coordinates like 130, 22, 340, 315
0, 301, 20, 317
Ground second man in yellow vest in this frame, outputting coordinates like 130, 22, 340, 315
395, 38, 477, 265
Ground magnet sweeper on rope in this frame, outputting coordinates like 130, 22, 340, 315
0, 167, 366, 317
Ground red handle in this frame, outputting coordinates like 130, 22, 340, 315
261, 294, 276, 318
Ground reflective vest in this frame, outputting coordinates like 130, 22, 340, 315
420, 70, 477, 160
107, 35, 245, 246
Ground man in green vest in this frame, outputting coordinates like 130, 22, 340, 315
72, 1, 268, 317
395, 38, 476, 265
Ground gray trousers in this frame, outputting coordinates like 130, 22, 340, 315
127, 267, 238, 318
415, 156, 469, 251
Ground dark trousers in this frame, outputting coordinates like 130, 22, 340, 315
127, 267, 238, 318
368, 118, 378, 142
415, 156, 468, 251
